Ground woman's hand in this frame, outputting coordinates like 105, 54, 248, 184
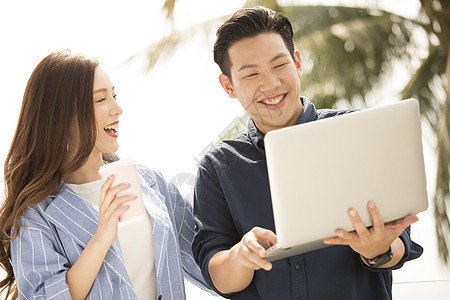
94, 175, 136, 246
67, 175, 136, 300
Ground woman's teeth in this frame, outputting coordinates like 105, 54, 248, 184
104, 123, 118, 130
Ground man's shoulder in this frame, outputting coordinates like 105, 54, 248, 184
316, 108, 358, 120
219, 132, 252, 150
200, 133, 253, 168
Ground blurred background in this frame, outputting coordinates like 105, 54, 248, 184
0, 0, 449, 298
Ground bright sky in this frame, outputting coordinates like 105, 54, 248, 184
0, 0, 449, 298
0, 0, 247, 180
0, 0, 426, 179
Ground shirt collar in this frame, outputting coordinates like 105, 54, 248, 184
247, 97, 318, 152
296, 96, 318, 125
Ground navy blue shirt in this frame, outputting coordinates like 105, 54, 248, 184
192, 97, 423, 300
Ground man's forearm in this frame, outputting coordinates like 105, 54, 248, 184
209, 250, 254, 294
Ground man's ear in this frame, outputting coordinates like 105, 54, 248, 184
219, 74, 236, 98
294, 50, 302, 77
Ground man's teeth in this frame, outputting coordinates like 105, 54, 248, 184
104, 123, 118, 130
261, 95, 284, 105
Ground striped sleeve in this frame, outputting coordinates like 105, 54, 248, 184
156, 171, 212, 292
10, 206, 72, 299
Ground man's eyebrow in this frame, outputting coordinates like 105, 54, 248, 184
237, 64, 258, 72
270, 53, 289, 63
237, 53, 290, 72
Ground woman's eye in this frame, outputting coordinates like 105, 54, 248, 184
96, 98, 106, 103
246, 73, 258, 79
113, 94, 118, 100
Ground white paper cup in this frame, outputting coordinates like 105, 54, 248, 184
98, 159, 146, 221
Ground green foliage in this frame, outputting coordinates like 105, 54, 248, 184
285, 6, 415, 109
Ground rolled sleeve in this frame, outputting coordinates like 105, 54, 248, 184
11, 210, 72, 299
192, 158, 240, 297
360, 226, 423, 272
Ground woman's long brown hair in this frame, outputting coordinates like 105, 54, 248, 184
0, 50, 99, 298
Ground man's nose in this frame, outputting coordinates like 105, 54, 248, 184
260, 72, 281, 92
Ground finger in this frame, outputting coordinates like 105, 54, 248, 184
249, 256, 272, 271
100, 183, 131, 211
234, 243, 272, 271
386, 215, 419, 235
324, 229, 356, 245
245, 248, 272, 271
110, 194, 137, 209
101, 195, 136, 222
102, 195, 137, 219
367, 201, 385, 233
251, 227, 277, 247
259, 240, 274, 250
323, 236, 344, 245
243, 234, 267, 258
107, 183, 131, 198
347, 208, 368, 236
100, 175, 114, 203
111, 204, 130, 220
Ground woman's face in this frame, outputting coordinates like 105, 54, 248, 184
92, 67, 122, 155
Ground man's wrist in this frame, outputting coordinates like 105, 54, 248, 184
361, 246, 393, 268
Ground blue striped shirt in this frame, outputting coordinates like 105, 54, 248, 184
11, 166, 210, 299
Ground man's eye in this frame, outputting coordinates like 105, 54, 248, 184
274, 63, 287, 69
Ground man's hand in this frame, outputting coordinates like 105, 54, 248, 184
324, 200, 418, 265
229, 226, 277, 271
209, 227, 277, 293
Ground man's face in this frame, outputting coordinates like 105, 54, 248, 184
219, 32, 304, 134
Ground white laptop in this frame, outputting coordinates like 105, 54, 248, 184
264, 99, 428, 261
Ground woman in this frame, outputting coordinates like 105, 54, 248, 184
0, 50, 208, 299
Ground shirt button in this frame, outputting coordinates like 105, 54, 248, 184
295, 264, 301, 270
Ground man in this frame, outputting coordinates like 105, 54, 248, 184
192, 7, 423, 300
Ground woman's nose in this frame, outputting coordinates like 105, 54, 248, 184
110, 100, 123, 116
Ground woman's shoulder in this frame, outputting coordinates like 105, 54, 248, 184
22, 195, 53, 218
137, 164, 161, 181
13, 194, 56, 237
137, 164, 170, 191
20, 184, 77, 223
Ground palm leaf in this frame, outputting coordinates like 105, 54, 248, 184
282, 6, 415, 108
434, 94, 450, 263
127, 16, 229, 71
432, 45, 450, 263
402, 43, 448, 131
162, 0, 176, 22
